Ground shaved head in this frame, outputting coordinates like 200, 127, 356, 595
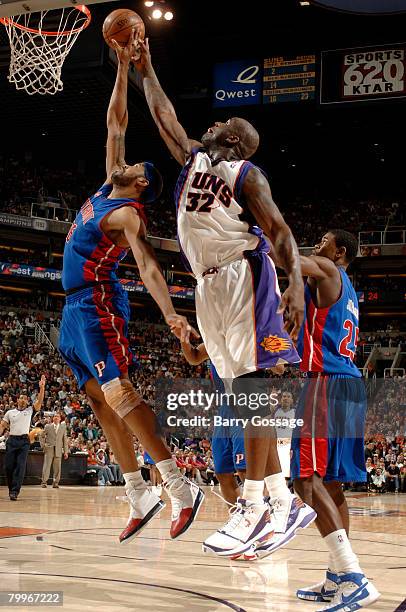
230, 117, 260, 159
201, 117, 260, 160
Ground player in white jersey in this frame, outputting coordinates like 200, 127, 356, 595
133, 41, 316, 558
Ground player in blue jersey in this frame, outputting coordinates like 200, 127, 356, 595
178, 340, 247, 504
268, 230, 380, 611
59, 33, 204, 544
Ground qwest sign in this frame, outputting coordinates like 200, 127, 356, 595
213, 60, 262, 107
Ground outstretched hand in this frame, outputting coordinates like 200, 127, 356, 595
166, 314, 200, 344
131, 37, 152, 74
277, 284, 304, 344
111, 28, 140, 65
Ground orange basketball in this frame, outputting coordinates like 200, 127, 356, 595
102, 9, 145, 49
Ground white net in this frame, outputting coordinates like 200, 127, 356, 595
0, 5, 90, 95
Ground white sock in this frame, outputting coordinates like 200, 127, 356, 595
156, 458, 179, 482
243, 479, 264, 504
328, 552, 337, 573
324, 530, 362, 575
123, 471, 145, 488
264, 472, 290, 500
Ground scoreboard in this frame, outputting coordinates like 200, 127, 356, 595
321, 43, 406, 104
213, 44, 406, 107
263, 54, 316, 104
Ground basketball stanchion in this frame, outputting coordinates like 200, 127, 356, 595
0, 4, 91, 95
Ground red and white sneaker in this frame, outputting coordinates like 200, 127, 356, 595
119, 485, 165, 544
164, 475, 205, 539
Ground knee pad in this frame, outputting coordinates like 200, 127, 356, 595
101, 378, 143, 419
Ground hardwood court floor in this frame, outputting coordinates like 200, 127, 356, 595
0, 485, 405, 611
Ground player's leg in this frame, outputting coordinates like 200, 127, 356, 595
215, 473, 240, 505
84, 377, 165, 544
87, 285, 204, 538
104, 374, 204, 538
211, 418, 241, 505
84, 378, 138, 474
60, 304, 165, 543
325, 480, 350, 535
237, 256, 316, 553
200, 268, 273, 555
293, 377, 379, 610
253, 428, 316, 560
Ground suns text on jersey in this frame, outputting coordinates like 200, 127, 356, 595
191, 172, 233, 207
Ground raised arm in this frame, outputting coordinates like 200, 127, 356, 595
105, 32, 137, 182
242, 167, 304, 341
299, 255, 340, 280
133, 39, 200, 166
33, 374, 46, 412
104, 206, 198, 342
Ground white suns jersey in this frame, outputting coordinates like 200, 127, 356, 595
174, 148, 268, 278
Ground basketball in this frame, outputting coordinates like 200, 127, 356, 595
102, 9, 145, 49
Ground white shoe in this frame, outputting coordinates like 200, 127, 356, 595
119, 484, 165, 544
152, 484, 163, 497
164, 475, 205, 539
254, 495, 316, 559
317, 572, 380, 611
296, 570, 339, 602
203, 498, 273, 558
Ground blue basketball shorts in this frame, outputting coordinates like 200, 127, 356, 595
212, 406, 246, 473
59, 283, 133, 389
290, 374, 367, 483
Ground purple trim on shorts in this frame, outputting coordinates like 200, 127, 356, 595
246, 252, 300, 368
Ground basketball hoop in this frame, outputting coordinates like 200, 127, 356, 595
0, 5, 91, 95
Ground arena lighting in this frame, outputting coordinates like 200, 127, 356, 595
152, 8, 162, 18
164, 10, 173, 20
144, 1, 154, 5
300, 1, 310, 5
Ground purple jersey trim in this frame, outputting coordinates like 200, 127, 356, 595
174, 151, 197, 274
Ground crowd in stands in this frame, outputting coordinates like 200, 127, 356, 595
364, 437, 406, 493
0, 307, 405, 488
1, 154, 405, 247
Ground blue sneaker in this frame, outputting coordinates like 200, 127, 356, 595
255, 494, 317, 559
296, 570, 339, 602
316, 572, 380, 611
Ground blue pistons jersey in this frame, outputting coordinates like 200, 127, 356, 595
62, 183, 146, 291
297, 267, 360, 377
59, 183, 146, 389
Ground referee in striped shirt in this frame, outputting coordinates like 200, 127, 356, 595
0, 374, 46, 500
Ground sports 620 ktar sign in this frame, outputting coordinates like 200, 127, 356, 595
321, 43, 406, 103
213, 60, 262, 107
